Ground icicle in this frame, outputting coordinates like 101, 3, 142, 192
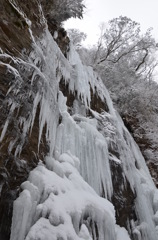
56, 92, 113, 198
66, 43, 107, 108
0, 102, 17, 142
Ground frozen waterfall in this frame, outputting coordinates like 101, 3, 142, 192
1, 6, 157, 240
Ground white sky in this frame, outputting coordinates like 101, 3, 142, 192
64, 0, 158, 46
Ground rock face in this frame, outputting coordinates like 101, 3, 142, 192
0, 1, 45, 239
0, 1, 67, 238
0, 1, 158, 240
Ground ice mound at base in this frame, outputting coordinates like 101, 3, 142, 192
10, 152, 131, 240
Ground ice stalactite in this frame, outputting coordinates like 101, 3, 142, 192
56, 91, 113, 199
0, 27, 71, 157
55, 44, 158, 239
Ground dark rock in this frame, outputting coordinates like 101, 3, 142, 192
0, 1, 50, 238
110, 160, 137, 238
90, 86, 109, 113
122, 113, 158, 186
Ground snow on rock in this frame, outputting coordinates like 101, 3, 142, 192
10, 153, 124, 240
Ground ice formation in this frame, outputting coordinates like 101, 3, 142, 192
1, 4, 157, 240
10, 154, 122, 240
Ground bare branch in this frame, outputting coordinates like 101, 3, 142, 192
135, 49, 148, 71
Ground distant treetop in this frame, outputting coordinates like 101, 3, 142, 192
40, 0, 85, 23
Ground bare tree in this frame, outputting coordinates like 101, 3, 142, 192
93, 16, 157, 75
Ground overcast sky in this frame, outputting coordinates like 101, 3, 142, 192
64, 0, 158, 46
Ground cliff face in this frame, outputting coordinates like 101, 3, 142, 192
0, 1, 158, 240
0, 1, 58, 238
